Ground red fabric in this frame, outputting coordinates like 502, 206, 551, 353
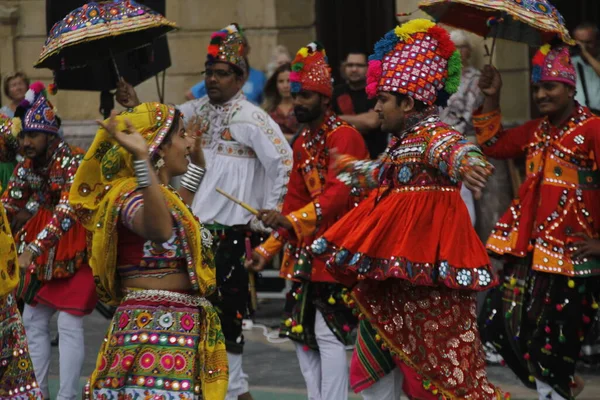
396, 361, 438, 400
282, 117, 369, 282
336, 93, 356, 115
322, 187, 491, 288
35, 264, 97, 316
475, 107, 600, 273
17, 208, 87, 280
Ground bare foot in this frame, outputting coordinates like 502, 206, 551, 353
573, 375, 585, 397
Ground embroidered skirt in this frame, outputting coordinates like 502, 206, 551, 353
352, 279, 504, 399
85, 289, 228, 400
0, 292, 43, 399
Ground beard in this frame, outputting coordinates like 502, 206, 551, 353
294, 104, 322, 123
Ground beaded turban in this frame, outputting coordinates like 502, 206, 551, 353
366, 19, 462, 106
15, 81, 60, 135
531, 44, 576, 87
206, 23, 248, 73
290, 42, 333, 98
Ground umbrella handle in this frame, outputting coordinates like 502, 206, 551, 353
109, 48, 122, 80
489, 35, 497, 65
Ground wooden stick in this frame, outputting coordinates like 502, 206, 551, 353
215, 188, 259, 215
245, 237, 258, 312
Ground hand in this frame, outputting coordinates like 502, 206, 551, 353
258, 209, 292, 230
97, 111, 149, 160
329, 148, 343, 173
577, 41, 593, 62
186, 116, 209, 168
479, 65, 502, 98
571, 233, 600, 259
10, 209, 32, 233
18, 250, 34, 271
244, 250, 267, 272
462, 165, 491, 200
115, 78, 141, 108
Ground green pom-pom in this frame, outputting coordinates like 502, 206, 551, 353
292, 62, 304, 72
444, 51, 462, 95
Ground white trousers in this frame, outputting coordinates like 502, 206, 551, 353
535, 379, 568, 400
359, 368, 404, 400
225, 352, 250, 400
22, 303, 85, 400
295, 310, 349, 400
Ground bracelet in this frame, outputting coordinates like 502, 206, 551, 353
133, 159, 152, 188
180, 163, 206, 193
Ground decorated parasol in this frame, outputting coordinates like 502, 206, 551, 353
34, 0, 177, 72
418, 0, 574, 50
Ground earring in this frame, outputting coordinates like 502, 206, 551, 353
154, 157, 165, 170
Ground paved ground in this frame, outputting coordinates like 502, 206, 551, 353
46, 300, 600, 400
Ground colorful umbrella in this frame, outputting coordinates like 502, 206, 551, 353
34, 0, 177, 71
418, 0, 574, 47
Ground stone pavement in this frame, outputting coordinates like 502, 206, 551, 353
46, 300, 600, 400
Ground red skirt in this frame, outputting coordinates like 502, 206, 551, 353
15, 208, 96, 315
312, 188, 498, 291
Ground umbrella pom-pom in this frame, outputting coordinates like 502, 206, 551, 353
48, 83, 58, 95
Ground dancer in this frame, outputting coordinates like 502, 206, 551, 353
1, 82, 96, 400
0, 114, 42, 400
70, 103, 228, 399
246, 42, 368, 400
115, 24, 292, 400
476, 44, 600, 400
311, 20, 503, 399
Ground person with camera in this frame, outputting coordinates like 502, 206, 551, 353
573, 22, 600, 114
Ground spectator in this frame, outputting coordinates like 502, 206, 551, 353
331, 50, 388, 158
440, 30, 484, 140
572, 22, 600, 113
185, 33, 267, 105
263, 63, 298, 142
1, 72, 30, 117
266, 45, 292, 78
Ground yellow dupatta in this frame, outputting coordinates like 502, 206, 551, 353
0, 201, 18, 297
69, 103, 228, 399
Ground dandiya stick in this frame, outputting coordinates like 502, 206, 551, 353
245, 237, 258, 312
215, 188, 259, 215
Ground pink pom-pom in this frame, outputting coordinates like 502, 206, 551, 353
365, 82, 378, 99
210, 31, 227, 40
367, 60, 382, 81
29, 81, 46, 94
289, 71, 302, 83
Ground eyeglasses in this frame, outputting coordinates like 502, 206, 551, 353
346, 63, 367, 69
202, 69, 235, 78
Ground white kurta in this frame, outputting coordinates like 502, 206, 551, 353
178, 93, 293, 227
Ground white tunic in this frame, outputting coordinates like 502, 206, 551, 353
178, 93, 292, 227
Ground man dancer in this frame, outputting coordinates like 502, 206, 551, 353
246, 42, 368, 400
2, 82, 97, 400
116, 24, 292, 400
476, 45, 600, 400
311, 19, 503, 399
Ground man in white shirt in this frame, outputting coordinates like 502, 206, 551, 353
116, 23, 292, 400
572, 22, 600, 113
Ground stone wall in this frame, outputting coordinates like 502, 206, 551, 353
0, 0, 316, 148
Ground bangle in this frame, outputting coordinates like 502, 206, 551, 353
180, 163, 206, 193
133, 159, 152, 188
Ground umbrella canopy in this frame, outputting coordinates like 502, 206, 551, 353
35, 0, 177, 70
418, 0, 574, 47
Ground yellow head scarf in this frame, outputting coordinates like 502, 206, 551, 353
69, 103, 227, 399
